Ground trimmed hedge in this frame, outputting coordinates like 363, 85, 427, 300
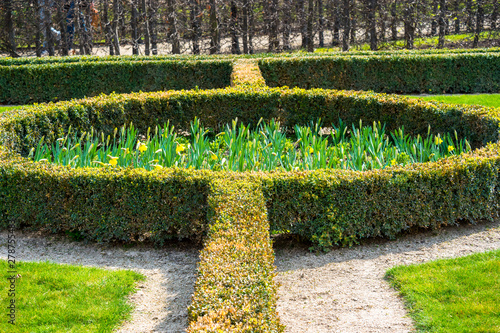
263, 143, 500, 250
259, 53, 500, 94
1, 86, 500, 250
0, 59, 232, 104
1, 47, 498, 67
2, 87, 497, 159
0, 146, 211, 244
187, 174, 283, 331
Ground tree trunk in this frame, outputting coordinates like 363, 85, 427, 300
491, 0, 498, 30
404, 1, 414, 49
34, 0, 42, 56
167, 0, 180, 54
112, 0, 121, 55
318, 0, 324, 47
299, 0, 308, 48
307, 0, 314, 52
431, 0, 438, 36
209, 0, 219, 54
131, 0, 139, 54
268, 0, 279, 52
190, 0, 201, 54
332, 0, 340, 45
57, 0, 68, 55
4, 0, 18, 56
230, 1, 240, 53
141, 0, 150, 55
466, 0, 473, 32
149, 0, 158, 54
369, 0, 377, 50
103, 0, 114, 55
473, 0, 483, 48
342, 0, 350, 51
454, 0, 460, 33
390, 1, 397, 41
248, 0, 254, 53
282, 0, 292, 50
438, 0, 446, 48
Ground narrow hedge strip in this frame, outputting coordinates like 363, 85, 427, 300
1, 47, 499, 66
0, 59, 232, 104
187, 173, 283, 332
263, 143, 500, 251
259, 53, 500, 94
2, 87, 498, 158
231, 60, 266, 87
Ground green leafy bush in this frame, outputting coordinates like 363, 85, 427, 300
259, 53, 500, 94
0, 59, 232, 104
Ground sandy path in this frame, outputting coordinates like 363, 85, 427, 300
0, 231, 199, 333
274, 220, 500, 333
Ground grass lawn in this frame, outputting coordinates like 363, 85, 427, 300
0, 105, 22, 113
386, 249, 500, 333
415, 94, 500, 108
1, 260, 144, 332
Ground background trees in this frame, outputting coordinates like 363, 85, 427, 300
1, 0, 499, 57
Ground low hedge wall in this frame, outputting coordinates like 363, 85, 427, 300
188, 174, 283, 331
259, 53, 500, 94
1, 47, 498, 67
1, 86, 499, 248
2, 87, 497, 158
263, 143, 500, 251
0, 59, 232, 104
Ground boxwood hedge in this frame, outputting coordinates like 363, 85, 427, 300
1, 86, 499, 246
0, 59, 232, 104
2, 54, 500, 330
0, 47, 498, 66
259, 53, 500, 94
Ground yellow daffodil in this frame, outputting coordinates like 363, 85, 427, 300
210, 152, 218, 161
448, 145, 454, 152
121, 147, 130, 155
176, 144, 186, 154
153, 164, 163, 170
391, 159, 397, 166
308, 147, 314, 154
108, 157, 118, 166
435, 136, 443, 145
138, 143, 148, 153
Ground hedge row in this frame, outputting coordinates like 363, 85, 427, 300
0, 146, 211, 244
3, 87, 498, 159
0, 59, 232, 104
263, 143, 500, 250
187, 174, 283, 331
1, 47, 498, 66
259, 53, 500, 94
1, 86, 500, 248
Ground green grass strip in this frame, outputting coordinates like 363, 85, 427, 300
415, 94, 500, 109
386, 249, 500, 333
187, 173, 283, 332
0, 260, 144, 332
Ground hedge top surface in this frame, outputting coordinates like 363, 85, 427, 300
1, 47, 499, 67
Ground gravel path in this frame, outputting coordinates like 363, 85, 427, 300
1, 220, 498, 332
0, 231, 199, 333
274, 220, 500, 333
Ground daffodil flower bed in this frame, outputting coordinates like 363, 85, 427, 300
29, 117, 471, 172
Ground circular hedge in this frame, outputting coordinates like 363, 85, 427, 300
1, 86, 500, 249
